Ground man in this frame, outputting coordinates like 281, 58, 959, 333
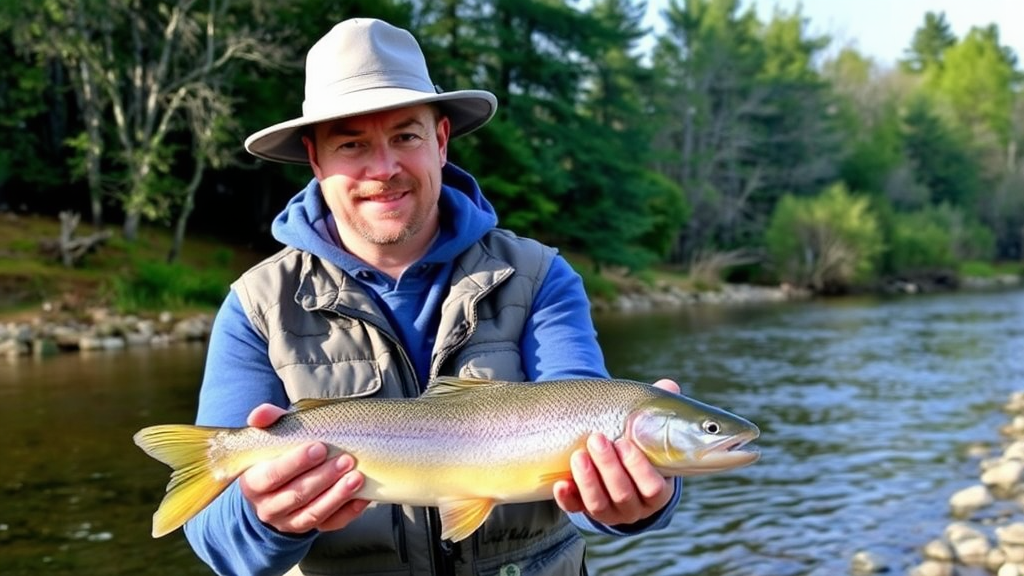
184, 17, 682, 576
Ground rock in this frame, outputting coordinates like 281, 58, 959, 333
908, 560, 955, 576
922, 539, 954, 562
78, 336, 104, 351
998, 523, 1024, 563
31, 338, 58, 358
101, 336, 125, 350
1005, 441, 1024, 462
982, 460, 1024, 491
124, 332, 150, 347
0, 338, 28, 359
850, 550, 887, 574
945, 522, 992, 566
1008, 392, 1024, 414
1000, 563, 1024, 576
1001, 416, 1024, 438
171, 316, 211, 341
991, 548, 1010, 571
951, 484, 994, 516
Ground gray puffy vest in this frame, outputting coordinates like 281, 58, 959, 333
232, 229, 588, 576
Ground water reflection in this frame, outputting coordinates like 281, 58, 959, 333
1, 289, 1021, 575
0, 344, 211, 576
589, 289, 1024, 575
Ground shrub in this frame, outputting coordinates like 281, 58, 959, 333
765, 183, 884, 292
109, 260, 230, 312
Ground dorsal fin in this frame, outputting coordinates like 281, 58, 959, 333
422, 376, 505, 399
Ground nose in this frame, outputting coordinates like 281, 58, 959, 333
364, 143, 401, 181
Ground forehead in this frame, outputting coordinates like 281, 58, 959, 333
317, 105, 437, 137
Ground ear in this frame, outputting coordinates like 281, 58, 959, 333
302, 133, 323, 180
435, 116, 451, 167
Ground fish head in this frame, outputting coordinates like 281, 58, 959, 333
628, 391, 760, 476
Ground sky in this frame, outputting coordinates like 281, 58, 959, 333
643, 0, 1024, 68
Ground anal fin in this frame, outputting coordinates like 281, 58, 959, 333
438, 497, 495, 542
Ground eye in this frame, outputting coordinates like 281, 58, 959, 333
702, 420, 722, 435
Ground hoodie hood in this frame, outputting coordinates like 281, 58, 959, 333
270, 162, 498, 272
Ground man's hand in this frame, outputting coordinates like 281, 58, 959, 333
238, 404, 371, 534
552, 379, 680, 527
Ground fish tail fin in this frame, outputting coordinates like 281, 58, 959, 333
133, 424, 237, 538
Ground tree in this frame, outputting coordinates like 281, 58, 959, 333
901, 11, 956, 73
24, 0, 285, 242
651, 0, 836, 260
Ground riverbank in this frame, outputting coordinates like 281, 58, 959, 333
0, 307, 214, 359
4, 274, 1020, 361
901, 389, 1024, 576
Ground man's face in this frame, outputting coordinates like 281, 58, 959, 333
304, 105, 450, 250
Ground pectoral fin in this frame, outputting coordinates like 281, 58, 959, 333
437, 497, 495, 542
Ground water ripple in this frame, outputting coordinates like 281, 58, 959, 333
591, 289, 1024, 575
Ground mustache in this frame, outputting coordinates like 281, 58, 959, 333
355, 177, 416, 198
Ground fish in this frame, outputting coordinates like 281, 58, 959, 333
133, 377, 759, 541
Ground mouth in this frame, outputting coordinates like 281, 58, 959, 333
685, 429, 761, 476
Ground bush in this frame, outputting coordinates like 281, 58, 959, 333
887, 211, 957, 273
887, 205, 995, 275
109, 260, 230, 312
765, 183, 884, 292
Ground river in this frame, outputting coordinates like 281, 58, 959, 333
1, 289, 1022, 575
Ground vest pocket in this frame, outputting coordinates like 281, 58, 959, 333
297, 503, 410, 575
474, 529, 585, 576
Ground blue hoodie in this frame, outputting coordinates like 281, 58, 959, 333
183, 163, 681, 575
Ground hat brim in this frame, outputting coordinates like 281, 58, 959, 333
244, 88, 497, 164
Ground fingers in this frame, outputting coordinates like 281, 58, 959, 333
247, 403, 289, 428
239, 442, 369, 534
242, 442, 329, 495
557, 433, 674, 527
652, 378, 681, 394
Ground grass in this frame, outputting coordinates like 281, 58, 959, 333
960, 260, 1024, 279
0, 212, 269, 318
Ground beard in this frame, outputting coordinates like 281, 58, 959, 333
345, 177, 434, 246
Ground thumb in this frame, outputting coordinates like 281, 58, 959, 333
247, 403, 288, 428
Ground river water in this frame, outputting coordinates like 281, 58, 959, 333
1, 289, 1022, 575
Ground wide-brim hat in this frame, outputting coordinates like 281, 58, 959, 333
245, 18, 497, 164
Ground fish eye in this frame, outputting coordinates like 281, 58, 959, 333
702, 420, 722, 435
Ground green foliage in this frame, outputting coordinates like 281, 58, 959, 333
901, 11, 956, 73
108, 259, 231, 312
766, 183, 884, 291
1, 0, 1020, 282
901, 96, 979, 208
887, 210, 957, 273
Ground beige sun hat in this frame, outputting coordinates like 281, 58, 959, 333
244, 18, 498, 164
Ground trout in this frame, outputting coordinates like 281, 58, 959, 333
133, 377, 759, 541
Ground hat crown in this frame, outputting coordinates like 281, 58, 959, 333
303, 19, 435, 116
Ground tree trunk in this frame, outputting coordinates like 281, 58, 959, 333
167, 154, 205, 263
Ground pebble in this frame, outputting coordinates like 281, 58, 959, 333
982, 460, 1024, 491
950, 484, 994, 516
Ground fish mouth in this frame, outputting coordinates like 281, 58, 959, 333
684, 429, 761, 476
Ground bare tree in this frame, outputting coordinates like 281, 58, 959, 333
35, 0, 284, 241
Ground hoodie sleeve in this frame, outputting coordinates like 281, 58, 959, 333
182, 290, 318, 575
521, 255, 682, 536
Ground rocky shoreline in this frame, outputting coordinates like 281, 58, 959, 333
0, 307, 213, 360
0, 283, 815, 359
908, 390, 1024, 576
2, 275, 1019, 359
591, 282, 813, 312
